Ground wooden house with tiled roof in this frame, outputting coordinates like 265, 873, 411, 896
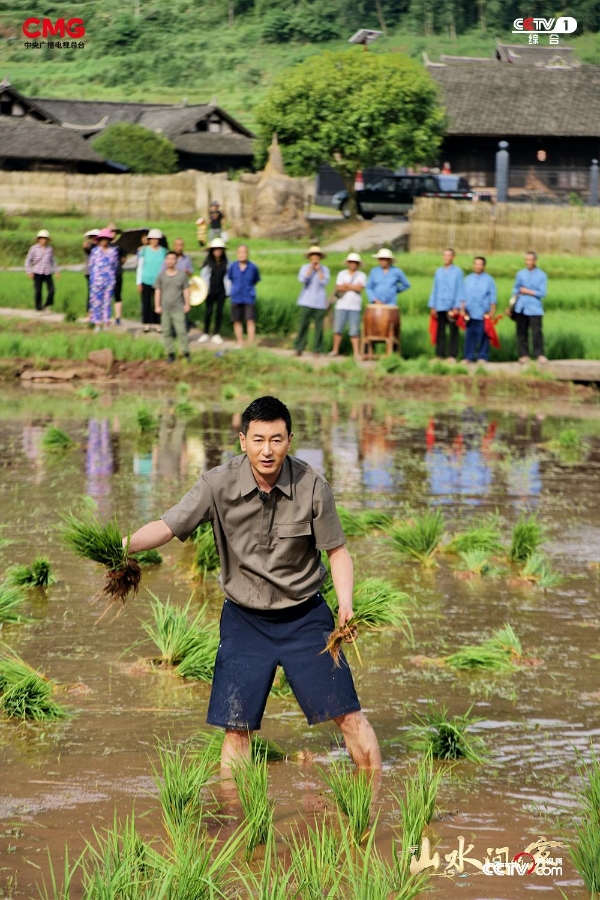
425, 43, 600, 195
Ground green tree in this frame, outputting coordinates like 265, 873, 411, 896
91, 123, 178, 175
255, 50, 445, 215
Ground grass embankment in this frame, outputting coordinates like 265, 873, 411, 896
1, 0, 598, 126
2, 226, 599, 360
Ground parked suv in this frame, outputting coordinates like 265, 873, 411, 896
332, 174, 483, 219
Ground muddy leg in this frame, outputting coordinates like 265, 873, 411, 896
333, 710, 382, 772
220, 728, 252, 780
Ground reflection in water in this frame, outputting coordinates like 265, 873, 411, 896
360, 409, 404, 495
425, 417, 495, 505
86, 418, 119, 513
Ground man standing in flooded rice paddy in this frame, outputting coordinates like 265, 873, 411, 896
126, 396, 381, 777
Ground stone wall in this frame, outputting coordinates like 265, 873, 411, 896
0, 170, 315, 236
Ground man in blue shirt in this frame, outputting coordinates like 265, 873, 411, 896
295, 246, 330, 356
460, 256, 497, 363
228, 244, 261, 348
366, 248, 410, 306
512, 251, 548, 363
428, 248, 463, 361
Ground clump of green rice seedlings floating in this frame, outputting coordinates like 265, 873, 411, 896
0, 648, 67, 722
174, 397, 196, 417
131, 549, 163, 567
549, 427, 587, 465
41, 425, 75, 453
61, 511, 141, 612
287, 818, 343, 899
5, 556, 56, 588
77, 385, 99, 400
142, 594, 210, 669
221, 384, 238, 401
191, 728, 287, 765
176, 382, 190, 396
509, 513, 544, 562
136, 404, 158, 433
569, 749, 600, 897
319, 757, 373, 844
408, 703, 485, 763
152, 738, 217, 838
0, 582, 28, 625
337, 507, 393, 537
176, 629, 219, 683
232, 749, 275, 858
444, 622, 525, 672
444, 514, 502, 555
457, 549, 495, 577
191, 522, 220, 574
520, 553, 562, 589
387, 510, 445, 567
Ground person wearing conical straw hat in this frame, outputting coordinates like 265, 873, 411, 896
365, 248, 410, 310
428, 248, 463, 362
24, 229, 57, 312
330, 253, 366, 360
294, 246, 330, 356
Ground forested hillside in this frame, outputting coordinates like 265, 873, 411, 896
0, 0, 598, 129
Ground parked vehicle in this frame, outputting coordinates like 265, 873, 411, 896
332, 173, 488, 218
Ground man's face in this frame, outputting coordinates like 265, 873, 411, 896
309, 253, 321, 266
237, 245, 249, 263
473, 258, 485, 274
240, 419, 292, 482
443, 250, 455, 267
525, 253, 536, 270
379, 257, 391, 270
173, 239, 184, 255
165, 253, 177, 269
347, 261, 359, 273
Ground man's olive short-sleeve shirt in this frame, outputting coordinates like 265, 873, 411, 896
161, 454, 346, 611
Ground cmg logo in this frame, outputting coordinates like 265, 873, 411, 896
22, 18, 86, 38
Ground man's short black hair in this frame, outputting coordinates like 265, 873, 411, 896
474, 255, 486, 265
165, 250, 177, 257
241, 396, 292, 436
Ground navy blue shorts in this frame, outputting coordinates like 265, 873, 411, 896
206, 594, 361, 731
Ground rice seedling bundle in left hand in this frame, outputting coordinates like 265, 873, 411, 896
60, 512, 141, 612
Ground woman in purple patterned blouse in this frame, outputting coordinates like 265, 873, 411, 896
88, 228, 119, 332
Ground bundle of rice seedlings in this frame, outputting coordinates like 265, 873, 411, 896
521, 553, 562, 589
445, 623, 523, 672
232, 749, 275, 858
387, 510, 445, 567
457, 549, 493, 576
190, 729, 287, 765
569, 750, 600, 897
77, 385, 99, 401
287, 820, 343, 899
391, 749, 442, 884
142, 594, 210, 668
549, 428, 586, 465
408, 704, 485, 763
509, 513, 544, 562
337, 507, 393, 538
321, 619, 362, 668
191, 523, 220, 574
41, 426, 75, 453
0, 582, 28, 624
136, 405, 158, 432
176, 382, 190, 396
327, 579, 413, 641
61, 512, 141, 612
444, 515, 502, 555
319, 757, 373, 844
0, 649, 67, 721
5, 556, 56, 588
176, 629, 219, 682
174, 399, 196, 417
82, 812, 162, 898
152, 739, 217, 837
131, 549, 163, 567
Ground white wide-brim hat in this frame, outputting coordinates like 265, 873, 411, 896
208, 237, 227, 249
37, 229, 50, 238
147, 228, 163, 240
85, 229, 100, 237
305, 245, 326, 258
189, 276, 208, 306
345, 252, 362, 264
372, 248, 394, 260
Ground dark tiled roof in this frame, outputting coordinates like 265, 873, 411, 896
495, 43, 577, 65
174, 132, 254, 157
428, 63, 600, 136
32, 98, 254, 139
0, 117, 105, 161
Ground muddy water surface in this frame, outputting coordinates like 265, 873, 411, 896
0, 387, 599, 899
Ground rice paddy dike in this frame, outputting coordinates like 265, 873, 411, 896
0, 385, 599, 899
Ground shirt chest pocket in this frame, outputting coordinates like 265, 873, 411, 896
277, 521, 312, 540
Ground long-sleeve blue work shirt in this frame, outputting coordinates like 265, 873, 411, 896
365, 266, 410, 305
460, 272, 497, 319
428, 264, 463, 312
297, 263, 330, 309
513, 267, 547, 316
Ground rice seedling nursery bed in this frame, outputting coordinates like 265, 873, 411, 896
0, 384, 598, 899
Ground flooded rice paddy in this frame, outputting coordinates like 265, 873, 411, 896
0, 385, 599, 899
